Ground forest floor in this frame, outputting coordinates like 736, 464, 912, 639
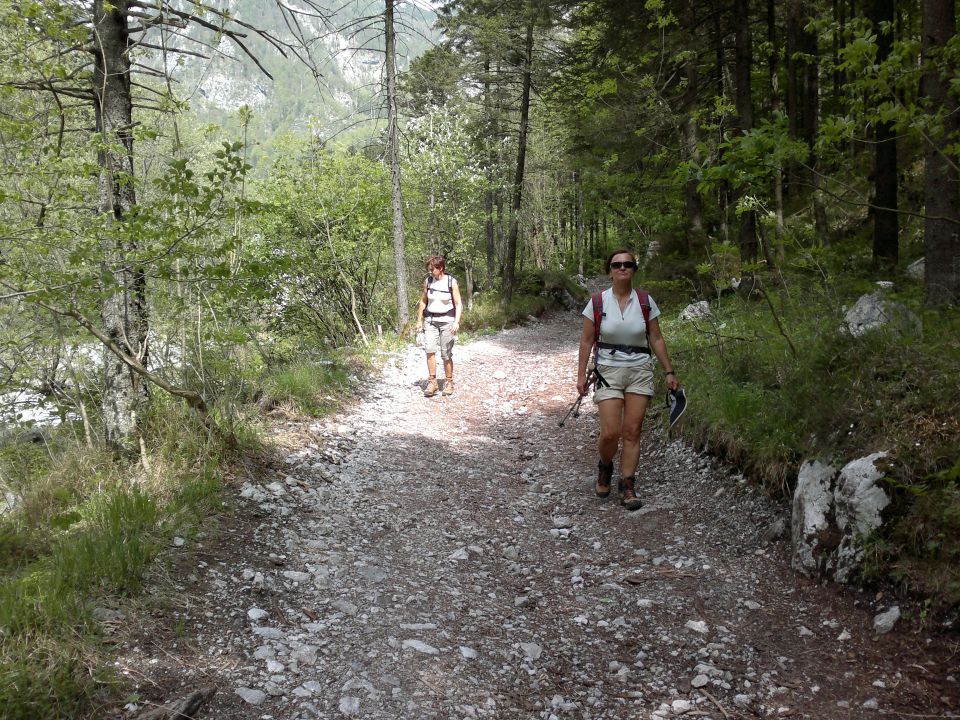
114, 304, 959, 720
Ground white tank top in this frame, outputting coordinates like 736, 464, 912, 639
426, 274, 456, 320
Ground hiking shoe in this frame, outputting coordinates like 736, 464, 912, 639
619, 476, 643, 511
442, 379, 454, 396
596, 460, 613, 498
424, 379, 439, 397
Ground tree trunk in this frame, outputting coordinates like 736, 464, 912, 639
734, 0, 758, 262
503, 18, 534, 304
93, 0, 148, 457
802, 3, 828, 242
483, 55, 495, 284
602, 214, 607, 257
872, 0, 898, 268
714, 5, 731, 245
385, 0, 410, 329
681, 0, 704, 255
575, 170, 584, 275
921, 0, 960, 305
769, 0, 786, 263
785, 2, 800, 198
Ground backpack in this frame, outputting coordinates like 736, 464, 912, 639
426, 274, 454, 295
591, 288, 651, 359
425, 274, 456, 318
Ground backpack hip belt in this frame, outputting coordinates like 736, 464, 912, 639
426, 308, 456, 318
597, 341, 650, 355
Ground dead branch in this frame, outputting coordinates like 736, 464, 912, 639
135, 686, 217, 720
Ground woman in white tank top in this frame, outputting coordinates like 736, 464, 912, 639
415, 255, 463, 397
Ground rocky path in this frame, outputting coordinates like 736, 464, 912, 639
122, 308, 959, 720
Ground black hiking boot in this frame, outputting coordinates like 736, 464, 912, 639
596, 460, 613, 498
619, 475, 643, 511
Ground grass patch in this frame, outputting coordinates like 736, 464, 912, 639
260, 360, 350, 416
0, 634, 101, 720
0, 392, 256, 717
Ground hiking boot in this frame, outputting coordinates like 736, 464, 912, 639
619, 476, 643, 511
596, 460, 613, 498
424, 378, 439, 397
442, 378, 454, 396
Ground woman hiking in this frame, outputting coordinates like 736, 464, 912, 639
576, 249, 680, 510
415, 255, 462, 397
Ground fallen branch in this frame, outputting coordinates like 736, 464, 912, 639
136, 686, 216, 720
698, 688, 731, 719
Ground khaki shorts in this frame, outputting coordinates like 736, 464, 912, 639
424, 320, 455, 360
593, 362, 655, 403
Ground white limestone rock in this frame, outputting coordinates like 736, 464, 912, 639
842, 293, 920, 338
235, 687, 267, 705
906, 257, 924, 280
791, 454, 890, 583
873, 606, 901, 635
679, 301, 710, 321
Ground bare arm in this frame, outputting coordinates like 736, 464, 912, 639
647, 317, 679, 391
576, 316, 594, 395
451, 280, 463, 333
415, 282, 428, 330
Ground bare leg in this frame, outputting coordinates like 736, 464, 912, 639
596, 398, 624, 464
619, 393, 650, 478
443, 357, 453, 380
426, 352, 437, 378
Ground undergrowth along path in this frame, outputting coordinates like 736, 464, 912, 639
122, 306, 959, 720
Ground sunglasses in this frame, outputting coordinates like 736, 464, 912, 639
610, 261, 637, 270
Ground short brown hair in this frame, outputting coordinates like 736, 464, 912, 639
425, 255, 446, 271
604, 248, 637, 273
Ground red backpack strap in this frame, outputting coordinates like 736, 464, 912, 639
635, 288, 652, 346
635, 288, 651, 328
591, 291, 603, 354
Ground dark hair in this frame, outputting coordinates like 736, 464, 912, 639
425, 255, 446, 271
604, 248, 637, 273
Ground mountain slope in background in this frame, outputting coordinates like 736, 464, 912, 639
147, 0, 439, 154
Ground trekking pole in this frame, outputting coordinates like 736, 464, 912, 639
558, 367, 607, 427
558, 392, 586, 428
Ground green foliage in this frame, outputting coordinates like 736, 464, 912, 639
0, 635, 99, 720
670, 259, 960, 605
260, 362, 349, 416
0, 389, 264, 715
252, 148, 395, 344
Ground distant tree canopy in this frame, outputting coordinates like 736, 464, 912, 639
424, 0, 959, 304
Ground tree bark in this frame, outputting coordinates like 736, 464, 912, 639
503, 17, 534, 304
872, 0, 898, 268
785, 2, 800, 198
801, 2, 828, 242
92, 0, 149, 457
681, 0, 704, 255
575, 169, 584, 275
768, 0, 786, 263
385, 0, 410, 328
734, 0, 758, 263
483, 55, 495, 284
921, 0, 960, 305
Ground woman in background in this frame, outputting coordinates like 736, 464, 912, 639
415, 255, 462, 397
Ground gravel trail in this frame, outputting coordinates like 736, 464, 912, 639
122, 307, 959, 720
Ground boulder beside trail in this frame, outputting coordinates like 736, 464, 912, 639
791, 452, 890, 582
842, 293, 920, 338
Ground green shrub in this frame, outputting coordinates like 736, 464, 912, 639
0, 635, 100, 720
0, 393, 251, 716
669, 266, 960, 608
261, 361, 349, 415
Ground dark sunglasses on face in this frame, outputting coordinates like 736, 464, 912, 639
610, 261, 637, 270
